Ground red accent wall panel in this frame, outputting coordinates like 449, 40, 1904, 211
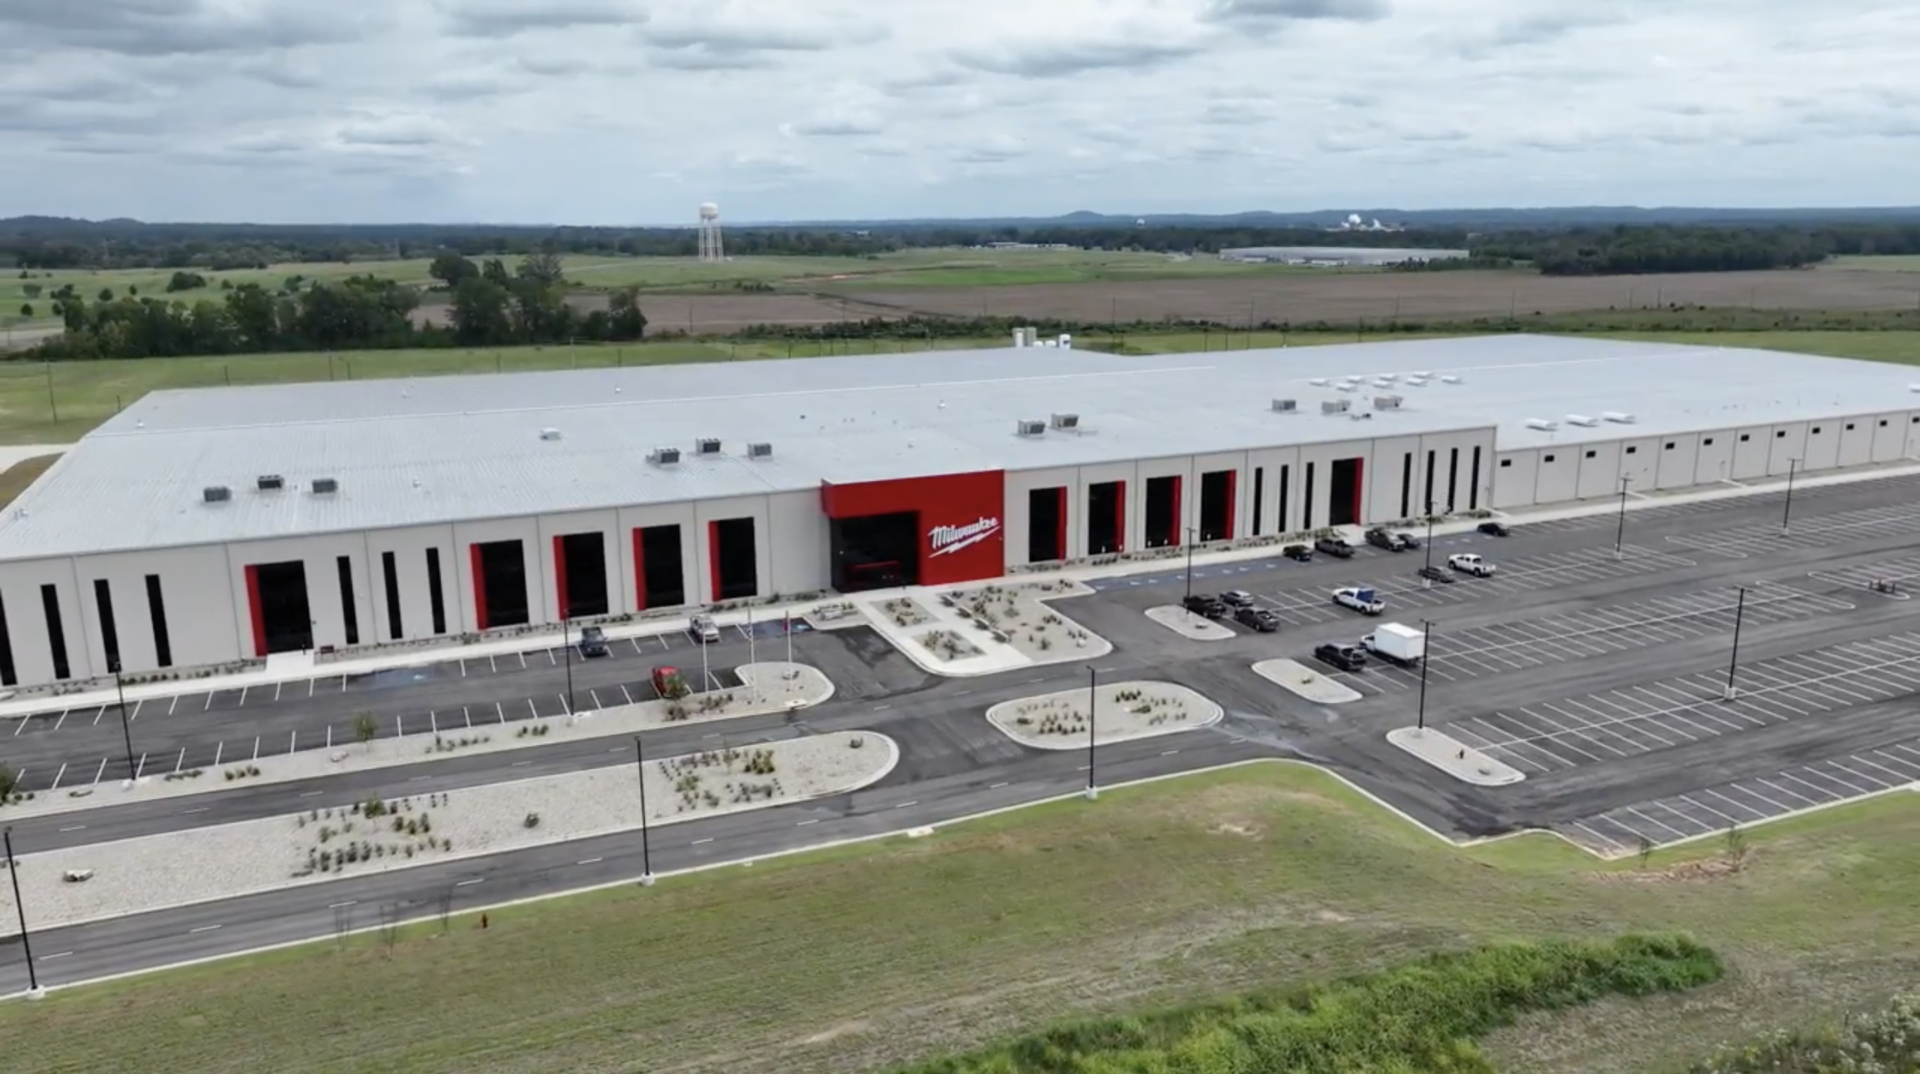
1224, 470, 1238, 541
471, 544, 489, 632
1055, 486, 1069, 561
820, 469, 1006, 585
1169, 475, 1183, 546
706, 520, 722, 604
243, 565, 266, 657
552, 535, 570, 620
1114, 481, 1126, 553
632, 528, 648, 611
1352, 458, 1366, 524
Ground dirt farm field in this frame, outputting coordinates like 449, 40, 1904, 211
408, 268, 1920, 336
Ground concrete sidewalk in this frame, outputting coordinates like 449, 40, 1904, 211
3, 456, 1914, 721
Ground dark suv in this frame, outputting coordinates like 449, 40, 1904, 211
1314, 536, 1355, 558
1283, 543, 1314, 562
1235, 606, 1280, 632
578, 625, 610, 657
1183, 594, 1228, 618
1314, 642, 1367, 672
1478, 521, 1511, 537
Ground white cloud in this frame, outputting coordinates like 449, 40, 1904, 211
1, 0, 1918, 221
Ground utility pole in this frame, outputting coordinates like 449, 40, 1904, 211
1614, 476, 1632, 560
746, 606, 758, 704
1781, 458, 1799, 536
1417, 619, 1433, 731
1421, 501, 1446, 587
1084, 666, 1098, 801
4, 828, 41, 996
1183, 526, 1197, 603
633, 735, 654, 886
561, 617, 575, 714
111, 664, 137, 781
1723, 586, 1748, 701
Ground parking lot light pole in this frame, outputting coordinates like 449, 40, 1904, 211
1085, 666, 1099, 800
1781, 459, 1799, 536
1183, 526, 1198, 604
4, 828, 40, 995
1416, 619, 1433, 731
1723, 586, 1748, 701
112, 663, 136, 782
1614, 477, 1632, 560
561, 616, 575, 715
633, 735, 655, 886
1421, 501, 1446, 588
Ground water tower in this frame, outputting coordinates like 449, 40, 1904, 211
697, 202, 724, 262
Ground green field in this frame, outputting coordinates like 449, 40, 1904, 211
4, 329, 1919, 447
1821, 254, 1920, 272
0, 764, 1912, 1074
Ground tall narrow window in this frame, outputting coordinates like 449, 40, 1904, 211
93, 579, 121, 671
41, 583, 70, 680
1303, 462, 1316, 530
1447, 448, 1461, 509
1277, 465, 1290, 532
426, 548, 447, 635
382, 551, 403, 640
1251, 467, 1265, 536
336, 556, 359, 646
0, 591, 16, 687
1400, 453, 1413, 518
1468, 446, 1483, 510
145, 574, 172, 667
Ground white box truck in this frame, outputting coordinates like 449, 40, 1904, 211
1360, 622, 1425, 665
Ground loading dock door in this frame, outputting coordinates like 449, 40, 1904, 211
250, 560, 314, 654
831, 512, 920, 592
1328, 458, 1363, 527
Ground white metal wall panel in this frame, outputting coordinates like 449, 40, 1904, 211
1836, 417, 1875, 467
1803, 420, 1841, 470
1767, 422, 1809, 475
1871, 413, 1907, 461
1656, 434, 1699, 489
1575, 441, 1622, 499
1730, 427, 1771, 479
1532, 446, 1578, 503
1694, 429, 1735, 484
1493, 450, 1537, 509
1004, 465, 1084, 567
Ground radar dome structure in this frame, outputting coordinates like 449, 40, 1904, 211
697, 202, 724, 262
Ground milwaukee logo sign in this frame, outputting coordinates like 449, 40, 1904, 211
929, 516, 1001, 557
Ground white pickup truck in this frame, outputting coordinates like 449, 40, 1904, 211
1332, 586, 1386, 615
1448, 552, 1496, 577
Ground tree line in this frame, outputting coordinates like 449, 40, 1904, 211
27, 253, 646, 360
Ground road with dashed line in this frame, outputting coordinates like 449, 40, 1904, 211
4, 470, 1920, 993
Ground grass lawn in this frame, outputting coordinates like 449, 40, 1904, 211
3, 329, 1918, 447
0, 454, 60, 508
1821, 254, 1920, 272
0, 763, 1913, 1074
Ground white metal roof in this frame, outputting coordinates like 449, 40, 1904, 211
2, 334, 1913, 559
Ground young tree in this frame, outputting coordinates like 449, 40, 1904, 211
18, 303, 31, 318
21, 283, 40, 298
353, 712, 379, 747
427, 252, 479, 288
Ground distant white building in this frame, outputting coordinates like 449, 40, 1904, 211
1219, 246, 1468, 267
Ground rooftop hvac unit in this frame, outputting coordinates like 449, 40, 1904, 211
1372, 377, 1395, 387
694, 437, 722, 455
1412, 370, 1433, 378
1525, 418, 1558, 431
746, 442, 773, 459
1440, 374, 1463, 384
311, 477, 339, 494
539, 427, 562, 441
1602, 411, 1637, 424
1349, 411, 1374, 420
1016, 419, 1047, 436
1041, 339, 1058, 348
1405, 377, 1428, 387
1336, 382, 1358, 392
202, 485, 231, 503
1271, 398, 1298, 413
1058, 333, 1073, 349
1049, 413, 1080, 430
1321, 399, 1351, 414
256, 474, 285, 491
1011, 328, 1028, 348
1566, 414, 1599, 428
649, 447, 681, 465
1309, 377, 1330, 386
1374, 395, 1403, 410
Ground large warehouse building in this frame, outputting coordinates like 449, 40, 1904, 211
0, 335, 1917, 690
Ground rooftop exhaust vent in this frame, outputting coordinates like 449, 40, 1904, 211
539, 427, 561, 441
1405, 376, 1428, 387
1057, 333, 1073, 349
1309, 377, 1330, 386
649, 447, 681, 465
694, 437, 722, 455
1016, 419, 1047, 437
1349, 412, 1374, 421
746, 442, 773, 459
1566, 414, 1599, 428
1335, 382, 1357, 392
1602, 411, 1637, 424
1374, 395, 1403, 410
311, 477, 338, 494
1049, 412, 1079, 430
1412, 370, 1433, 378
1440, 374, 1463, 384
202, 485, 231, 503
1271, 398, 1298, 413
1372, 377, 1395, 387
256, 474, 285, 491
1525, 418, 1558, 431
1321, 399, 1351, 415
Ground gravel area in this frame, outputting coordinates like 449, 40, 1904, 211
939, 580, 1111, 663
874, 597, 935, 628
913, 628, 985, 662
1251, 659, 1362, 703
1145, 605, 1235, 640
986, 682, 1222, 750
0, 730, 895, 935
0, 663, 833, 822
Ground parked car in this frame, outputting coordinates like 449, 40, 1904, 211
651, 665, 690, 699
1183, 593, 1228, 618
1416, 565, 1455, 584
1448, 552, 1497, 577
1221, 589, 1256, 608
1235, 606, 1280, 632
1365, 527, 1413, 552
1314, 536, 1355, 558
1477, 521, 1511, 537
689, 614, 722, 643
577, 625, 610, 657
1397, 532, 1421, 549
1314, 642, 1367, 672
1283, 543, 1314, 562
1332, 586, 1386, 615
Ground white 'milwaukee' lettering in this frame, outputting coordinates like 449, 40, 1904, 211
928, 516, 1001, 557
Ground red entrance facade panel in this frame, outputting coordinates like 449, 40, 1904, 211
821, 469, 1007, 586
470, 544, 489, 631
632, 528, 647, 611
243, 564, 266, 657
552, 535, 570, 620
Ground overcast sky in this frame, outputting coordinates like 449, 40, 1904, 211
3, 0, 1919, 224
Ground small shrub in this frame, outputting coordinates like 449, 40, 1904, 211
523, 811, 541, 829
